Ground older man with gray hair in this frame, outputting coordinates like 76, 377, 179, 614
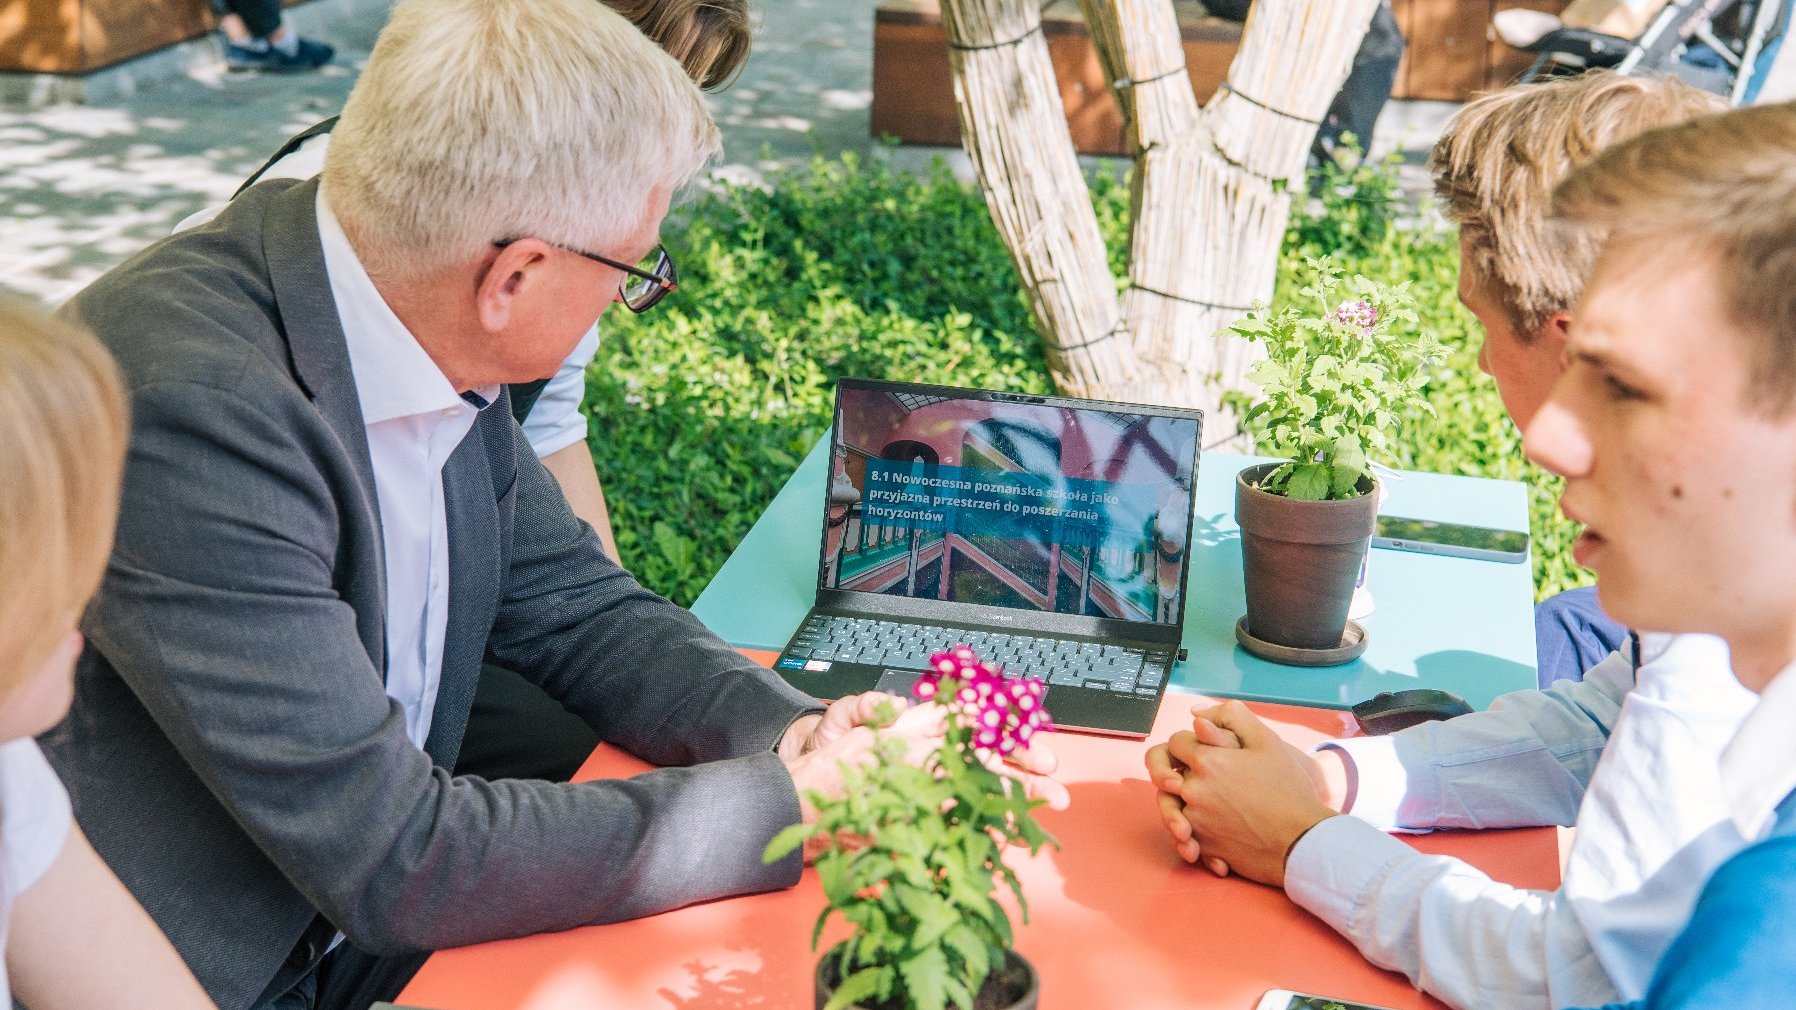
40, 2, 1042, 1009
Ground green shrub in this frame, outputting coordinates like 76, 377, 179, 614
588, 151, 1590, 607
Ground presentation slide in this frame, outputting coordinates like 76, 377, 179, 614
824, 388, 1199, 624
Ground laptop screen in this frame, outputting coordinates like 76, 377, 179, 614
822, 381, 1201, 626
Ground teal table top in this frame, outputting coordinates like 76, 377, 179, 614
691, 435, 1538, 711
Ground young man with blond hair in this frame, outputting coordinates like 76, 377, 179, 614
1147, 73, 1753, 1010
41, 3, 1061, 1009
1530, 98, 1796, 1009
1434, 71, 1725, 685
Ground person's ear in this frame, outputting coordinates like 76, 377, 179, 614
474, 239, 553, 335
1541, 309, 1573, 367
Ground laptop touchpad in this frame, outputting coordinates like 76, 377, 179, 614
874, 669, 924, 696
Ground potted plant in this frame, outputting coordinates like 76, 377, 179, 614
1226, 256, 1444, 661
764, 647, 1057, 1010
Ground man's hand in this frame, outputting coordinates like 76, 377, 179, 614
776, 692, 901, 763
780, 697, 946, 861
1145, 701, 1346, 886
1145, 715, 1241, 874
779, 692, 1070, 862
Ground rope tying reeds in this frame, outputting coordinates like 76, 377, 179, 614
1111, 64, 1188, 91
1214, 81, 1323, 126
947, 24, 1043, 51
1128, 284, 1253, 314
1048, 323, 1123, 352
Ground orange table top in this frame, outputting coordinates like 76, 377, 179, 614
401, 653, 1560, 1010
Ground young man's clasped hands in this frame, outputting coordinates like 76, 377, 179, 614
1145, 702, 1346, 884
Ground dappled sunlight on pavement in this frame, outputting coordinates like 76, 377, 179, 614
0, 0, 1450, 304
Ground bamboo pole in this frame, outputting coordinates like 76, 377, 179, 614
938, 0, 1138, 397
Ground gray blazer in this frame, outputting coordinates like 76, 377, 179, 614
41, 178, 821, 1010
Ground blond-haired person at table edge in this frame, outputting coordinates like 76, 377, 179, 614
1148, 73, 1758, 1010
0, 300, 216, 1010
38, 3, 1063, 1010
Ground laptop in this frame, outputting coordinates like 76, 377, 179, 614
772, 378, 1203, 737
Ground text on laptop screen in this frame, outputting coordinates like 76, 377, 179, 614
824, 386, 1200, 625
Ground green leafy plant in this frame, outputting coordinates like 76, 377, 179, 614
1230, 257, 1447, 500
764, 648, 1056, 1010
586, 150, 1590, 603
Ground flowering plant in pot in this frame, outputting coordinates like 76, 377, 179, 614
1226, 256, 1444, 660
764, 647, 1057, 1010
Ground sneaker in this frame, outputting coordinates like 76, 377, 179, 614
223, 36, 334, 72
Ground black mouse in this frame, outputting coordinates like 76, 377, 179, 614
1351, 688, 1474, 735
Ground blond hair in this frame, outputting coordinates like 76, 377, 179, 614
1552, 101, 1796, 413
1430, 72, 1724, 339
323, 0, 721, 281
605, 0, 751, 91
0, 300, 128, 697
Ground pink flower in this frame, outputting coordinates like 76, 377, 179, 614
1332, 299, 1377, 338
914, 647, 1055, 757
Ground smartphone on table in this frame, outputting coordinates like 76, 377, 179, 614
1254, 989, 1402, 1010
1371, 514, 1530, 564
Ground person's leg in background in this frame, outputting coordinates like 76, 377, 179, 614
1199, 0, 1405, 166
1535, 585, 1630, 689
1313, 1, 1405, 164
211, 0, 334, 71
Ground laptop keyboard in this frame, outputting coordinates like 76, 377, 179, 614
786, 615, 1170, 696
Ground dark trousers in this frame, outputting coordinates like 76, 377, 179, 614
1206, 0, 1406, 159
259, 944, 431, 1010
210, 0, 285, 39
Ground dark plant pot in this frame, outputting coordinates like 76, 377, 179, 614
1235, 462, 1378, 653
815, 944, 1039, 1010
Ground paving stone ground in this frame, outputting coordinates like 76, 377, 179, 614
0, 0, 1453, 303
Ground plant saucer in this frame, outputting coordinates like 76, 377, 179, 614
1234, 616, 1368, 667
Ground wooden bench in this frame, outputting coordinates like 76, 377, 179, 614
0, 0, 309, 75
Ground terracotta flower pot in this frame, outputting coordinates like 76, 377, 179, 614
1235, 461, 1378, 653
814, 945, 1039, 1010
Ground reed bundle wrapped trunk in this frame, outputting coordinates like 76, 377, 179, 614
939, 0, 1377, 438
940, 0, 1139, 397
1137, 0, 1376, 428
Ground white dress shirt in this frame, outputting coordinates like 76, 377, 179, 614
1720, 659, 1796, 841
1285, 633, 1755, 1010
175, 132, 599, 461
316, 187, 498, 752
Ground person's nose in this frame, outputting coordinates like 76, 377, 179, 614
1523, 380, 1594, 480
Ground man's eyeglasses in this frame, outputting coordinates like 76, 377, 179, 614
492, 238, 678, 313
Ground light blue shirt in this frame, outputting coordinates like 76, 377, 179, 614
1284, 633, 1756, 1010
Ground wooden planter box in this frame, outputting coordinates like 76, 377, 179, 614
871, 0, 1577, 153
872, 0, 1242, 156
0, 0, 309, 74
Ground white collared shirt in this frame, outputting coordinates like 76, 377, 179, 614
316, 187, 499, 752
1720, 659, 1796, 841
175, 133, 598, 460
1287, 632, 1756, 1009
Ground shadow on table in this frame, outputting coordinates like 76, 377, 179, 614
657, 957, 782, 1010
1410, 650, 1535, 707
